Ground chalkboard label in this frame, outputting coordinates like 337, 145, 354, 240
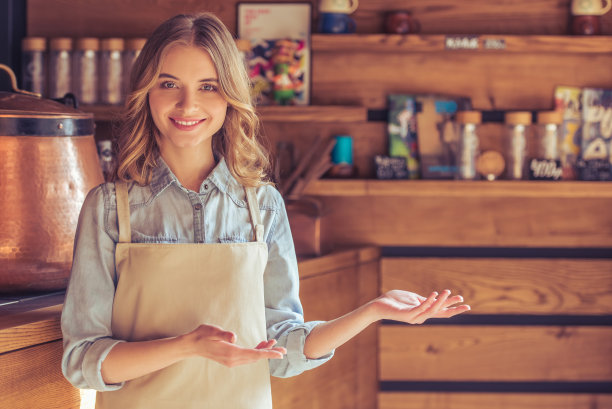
445, 36, 479, 50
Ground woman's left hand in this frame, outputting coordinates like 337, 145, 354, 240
370, 289, 470, 324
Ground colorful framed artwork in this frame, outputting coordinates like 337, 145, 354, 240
237, 2, 312, 106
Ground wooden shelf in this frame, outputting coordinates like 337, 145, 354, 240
312, 34, 612, 54
302, 179, 612, 198
81, 104, 368, 122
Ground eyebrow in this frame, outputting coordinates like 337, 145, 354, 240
158, 73, 219, 82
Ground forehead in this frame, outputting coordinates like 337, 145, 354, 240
159, 44, 218, 78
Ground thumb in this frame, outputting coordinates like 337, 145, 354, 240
210, 328, 237, 344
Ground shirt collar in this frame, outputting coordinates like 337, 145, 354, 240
148, 156, 244, 200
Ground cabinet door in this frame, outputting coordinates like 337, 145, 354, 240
0, 340, 81, 409
270, 265, 361, 409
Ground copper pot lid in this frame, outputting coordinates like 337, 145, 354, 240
0, 64, 94, 137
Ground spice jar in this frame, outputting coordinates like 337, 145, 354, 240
530, 111, 563, 180
21, 37, 47, 96
99, 38, 125, 105
504, 111, 532, 180
455, 111, 482, 180
123, 38, 146, 95
48, 37, 73, 99
73, 38, 99, 105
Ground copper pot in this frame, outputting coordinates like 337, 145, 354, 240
0, 64, 104, 293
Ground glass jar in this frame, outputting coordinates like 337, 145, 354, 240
123, 38, 146, 96
455, 111, 482, 180
21, 37, 46, 96
530, 111, 563, 180
504, 111, 532, 180
73, 38, 99, 105
48, 37, 73, 99
99, 38, 125, 105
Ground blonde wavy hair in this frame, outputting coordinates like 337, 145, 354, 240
114, 13, 271, 187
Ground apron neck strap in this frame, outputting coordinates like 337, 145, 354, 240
115, 181, 132, 243
245, 187, 264, 243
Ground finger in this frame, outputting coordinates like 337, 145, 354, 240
255, 339, 277, 350
438, 304, 471, 318
210, 329, 237, 344
407, 291, 438, 317
443, 294, 465, 308
413, 290, 450, 323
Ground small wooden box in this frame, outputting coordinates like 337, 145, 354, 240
286, 198, 331, 256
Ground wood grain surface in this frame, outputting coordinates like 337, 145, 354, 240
378, 392, 612, 409
380, 325, 612, 381
381, 258, 612, 315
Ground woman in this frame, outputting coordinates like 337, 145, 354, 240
61, 12, 469, 409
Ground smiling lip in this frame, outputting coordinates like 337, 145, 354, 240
170, 117, 205, 130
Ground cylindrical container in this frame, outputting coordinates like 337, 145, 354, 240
123, 38, 146, 95
455, 111, 482, 180
21, 37, 47, 96
73, 37, 99, 105
328, 135, 355, 178
535, 111, 563, 160
99, 38, 125, 105
504, 111, 532, 180
0, 64, 103, 293
530, 110, 563, 180
48, 37, 73, 99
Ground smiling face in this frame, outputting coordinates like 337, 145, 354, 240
148, 44, 228, 158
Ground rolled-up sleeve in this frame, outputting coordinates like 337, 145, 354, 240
61, 184, 125, 391
263, 190, 334, 378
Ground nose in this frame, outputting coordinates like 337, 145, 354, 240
176, 88, 199, 113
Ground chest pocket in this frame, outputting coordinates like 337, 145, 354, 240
131, 230, 185, 244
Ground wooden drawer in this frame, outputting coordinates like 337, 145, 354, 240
378, 392, 612, 409
379, 325, 612, 382
382, 258, 612, 315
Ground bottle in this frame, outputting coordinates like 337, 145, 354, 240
530, 111, 563, 180
123, 38, 146, 96
99, 38, 125, 105
21, 37, 46, 96
455, 111, 482, 180
73, 37, 99, 105
504, 111, 532, 180
48, 37, 73, 99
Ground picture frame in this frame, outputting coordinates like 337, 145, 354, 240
237, 2, 312, 106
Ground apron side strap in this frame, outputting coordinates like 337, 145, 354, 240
115, 181, 132, 243
245, 187, 264, 243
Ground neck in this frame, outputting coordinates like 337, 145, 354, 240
161, 146, 216, 192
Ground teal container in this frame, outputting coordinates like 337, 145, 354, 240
331, 135, 353, 165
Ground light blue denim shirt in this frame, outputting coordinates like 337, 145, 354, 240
61, 157, 332, 392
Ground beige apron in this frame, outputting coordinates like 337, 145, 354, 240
96, 181, 272, 409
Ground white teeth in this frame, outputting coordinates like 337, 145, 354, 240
174, 119, 200, 126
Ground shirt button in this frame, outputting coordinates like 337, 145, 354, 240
194, 203, 202, 211
203, 184, 209, 190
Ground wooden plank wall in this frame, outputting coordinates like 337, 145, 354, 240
379, 258, 612, 409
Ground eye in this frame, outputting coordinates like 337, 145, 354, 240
201, 83, 218, 92
160, 81, 177, 89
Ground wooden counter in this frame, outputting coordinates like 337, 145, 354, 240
0, 246, 380, 409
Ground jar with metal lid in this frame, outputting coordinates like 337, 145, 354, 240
48, 37, 73, 99
455, 110, 482, 180
504, 111, 532, 180
530, 111, 563, 180
21, 37, 47, 97
73, 37, 99, 105
99, 38, 125, 105
123, 38, 146, 96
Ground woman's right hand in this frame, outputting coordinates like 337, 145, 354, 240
181, 324, 286, 367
